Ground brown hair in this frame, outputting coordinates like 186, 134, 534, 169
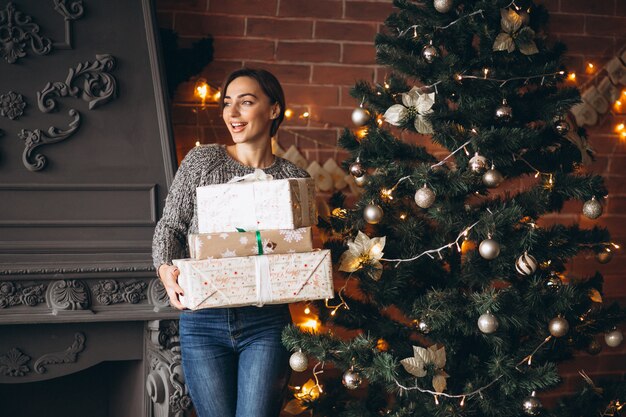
220, 68, 286, 137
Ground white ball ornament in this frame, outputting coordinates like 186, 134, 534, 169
363, 204, 384, 224
548, 316, 569, 338
582, 197, 603, 219
433, 0, 453, 13
515, 252, 538, 276
414, 184, 436, 208
351, 107, 370, 127
479, 238, 501, 260
605, 329, 624, 347
477, 312, 499, 334
289, 350, 308, 372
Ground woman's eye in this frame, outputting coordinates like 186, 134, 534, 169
242, 100, 254, 105
223, 102, 231, 107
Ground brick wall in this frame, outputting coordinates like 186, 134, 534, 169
156, 0, 626, 401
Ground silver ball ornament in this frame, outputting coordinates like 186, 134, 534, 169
433, 0, 453, 13
582, 197, 603, 219
548, 316, 569, 338
477, 312, 499, 334
522, 392, 542, 416
545, 273, 562, 290
342, 368, 363, 389
596, 250, 614, 264
554, 119, 570, 135
421, 44, 439, 63
515, 252, 538, 276
289, 350, 308, 372
417, 320, 430, 334
414, 185, 436, 208
363, 204, 384, 224
479, 238, 501, 260
354, 174, 368, 187
469, 152, 488, 173
495, 99, 513, 122
605, 329, 624, 347
351, 107, 370, 127
482, 168, 504, 188
349, 161, 366, 178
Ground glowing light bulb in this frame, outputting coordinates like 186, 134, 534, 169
195, 141, 201, 147
301, 111, 310, 119
195, 83, 209, 101
304, 306, 311, 314
568, 73, 577, 82
284, 109, 294, 119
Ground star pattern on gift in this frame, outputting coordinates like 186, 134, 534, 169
383, 86, 435, 134
401, 344, 449, 393
493, 8, 538, 55
279, 229, 305, 243
221, 249, 237, 258
338, 231, 385, 280
239, 236, 249, 245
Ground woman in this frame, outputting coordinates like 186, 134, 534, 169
152, 68, 309, 417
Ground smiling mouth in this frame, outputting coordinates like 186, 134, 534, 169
230, 122, 247, 132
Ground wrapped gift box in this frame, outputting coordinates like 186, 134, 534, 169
196, 177, 316, 233
188, 227, 313, 259
174, 250, 333, 310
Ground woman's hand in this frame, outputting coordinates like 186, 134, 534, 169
158, 264, 185, 310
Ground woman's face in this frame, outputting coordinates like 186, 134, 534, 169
222, 76, 278, 145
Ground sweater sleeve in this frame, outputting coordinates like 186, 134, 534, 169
152, 146, 210, 270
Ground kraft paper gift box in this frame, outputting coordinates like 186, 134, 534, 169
188, 227, 313, 259
173, 250, 333, 310
196, 174, 317, 234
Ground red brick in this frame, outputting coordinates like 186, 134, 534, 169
239, 63, 311, 84
585, 16, 626, 37
212, 38, 275, 60
561, 0, 616, 15
283, 84, 340, 106
247, 17, 313, 39
282, 105, 314, 128
608, 156, 626, 176
199, 60, 244, 85
315, 21, 378, 42
558, 34, 616, 56
342, 43, 377, 64
340, 86, 359, 106
312, 106, 354, 128
535, 0, 560, 12
587, 155, 610, 174
209, 0, 277, 16
344, 1, 394, 21
174, 13, 245, 37
579, 215, 626, 238
277, 128, 340, 149
607, 195, 626, 213
279, 0, 343, 19
276, 41, 341, 63
312, 65, 374, 85
604, 275, 626, 297
158, 0, 207, 11
547, 13, 585, 34
606, 176, 626, 194
589, 135, 624, 155
156, 12, 174, 29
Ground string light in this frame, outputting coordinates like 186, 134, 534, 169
301, 111, 310, 119
195, 141, 201, 147
586, 62, 596, 74
304, 303, 311, 315
398, 9, 484, 37
457, 70, 566, 87
567, 72, 577, 82
284, 109, 294, 119
299, 318, 321, 332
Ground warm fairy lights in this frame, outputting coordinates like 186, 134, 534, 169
586, 62, 596, 74
284, 108, 294, 119
195, 140, 201, 147
195, 82, 209, 101
567, 72, 577, 82
299, 318, 321, 332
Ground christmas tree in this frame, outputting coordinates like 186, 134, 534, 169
282, 0, 626, 416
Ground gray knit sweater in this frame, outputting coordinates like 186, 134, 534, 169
152, 144, 310, 270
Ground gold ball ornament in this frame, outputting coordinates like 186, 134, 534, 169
515, 252, 538, 275
421, 44, 439, 63
482, 167, 504, 188
414, 184, 436, 208
433, 0, 453, 13
363, 204, 384, 224
582, 197, 603, 219
548, 316, 569, 337
479, 238, 501, 260
349, 160, 366, 178
289, 350, 308, 372
469, 152, 488, 173
605, 329, 624, 347
522, 392, 542, 416
342, 367, 363, 390
477, 312, 499, 334
596, 249, 613, 264
351, 107, 370, 127
495, 99, 513, 122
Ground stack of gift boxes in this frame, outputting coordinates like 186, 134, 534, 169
173, 174, 334, 310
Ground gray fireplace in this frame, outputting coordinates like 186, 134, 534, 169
0, 1, 188, 416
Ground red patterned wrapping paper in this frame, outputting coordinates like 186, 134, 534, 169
174, 250, 333, 310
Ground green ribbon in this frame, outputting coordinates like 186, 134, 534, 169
237, 228, 263, 255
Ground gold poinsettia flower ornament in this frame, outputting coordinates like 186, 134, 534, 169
383, 86, 435, 134
338, 231, 386, 280
493, 8, 538, 55
401, 344, 449, 393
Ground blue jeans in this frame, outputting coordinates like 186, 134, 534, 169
179, 304, 292, 417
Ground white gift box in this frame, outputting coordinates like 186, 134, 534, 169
197, 177, 317, 233
174, 250, 334, 309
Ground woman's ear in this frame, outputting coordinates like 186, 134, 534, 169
270, 103, 280, 119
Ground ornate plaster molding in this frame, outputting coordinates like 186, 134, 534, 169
52, 0, 84, 50
0, 265, 155, 275
33, 332, 85, 373
0, 91, 26, 120
46, 279, 90, 311
93, 279, 148, 305
0, 281, 46, 309
148, 279, 171, 311
0, 2, 52, 64
19, 109, 81, 171
0, 348, 31, 376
